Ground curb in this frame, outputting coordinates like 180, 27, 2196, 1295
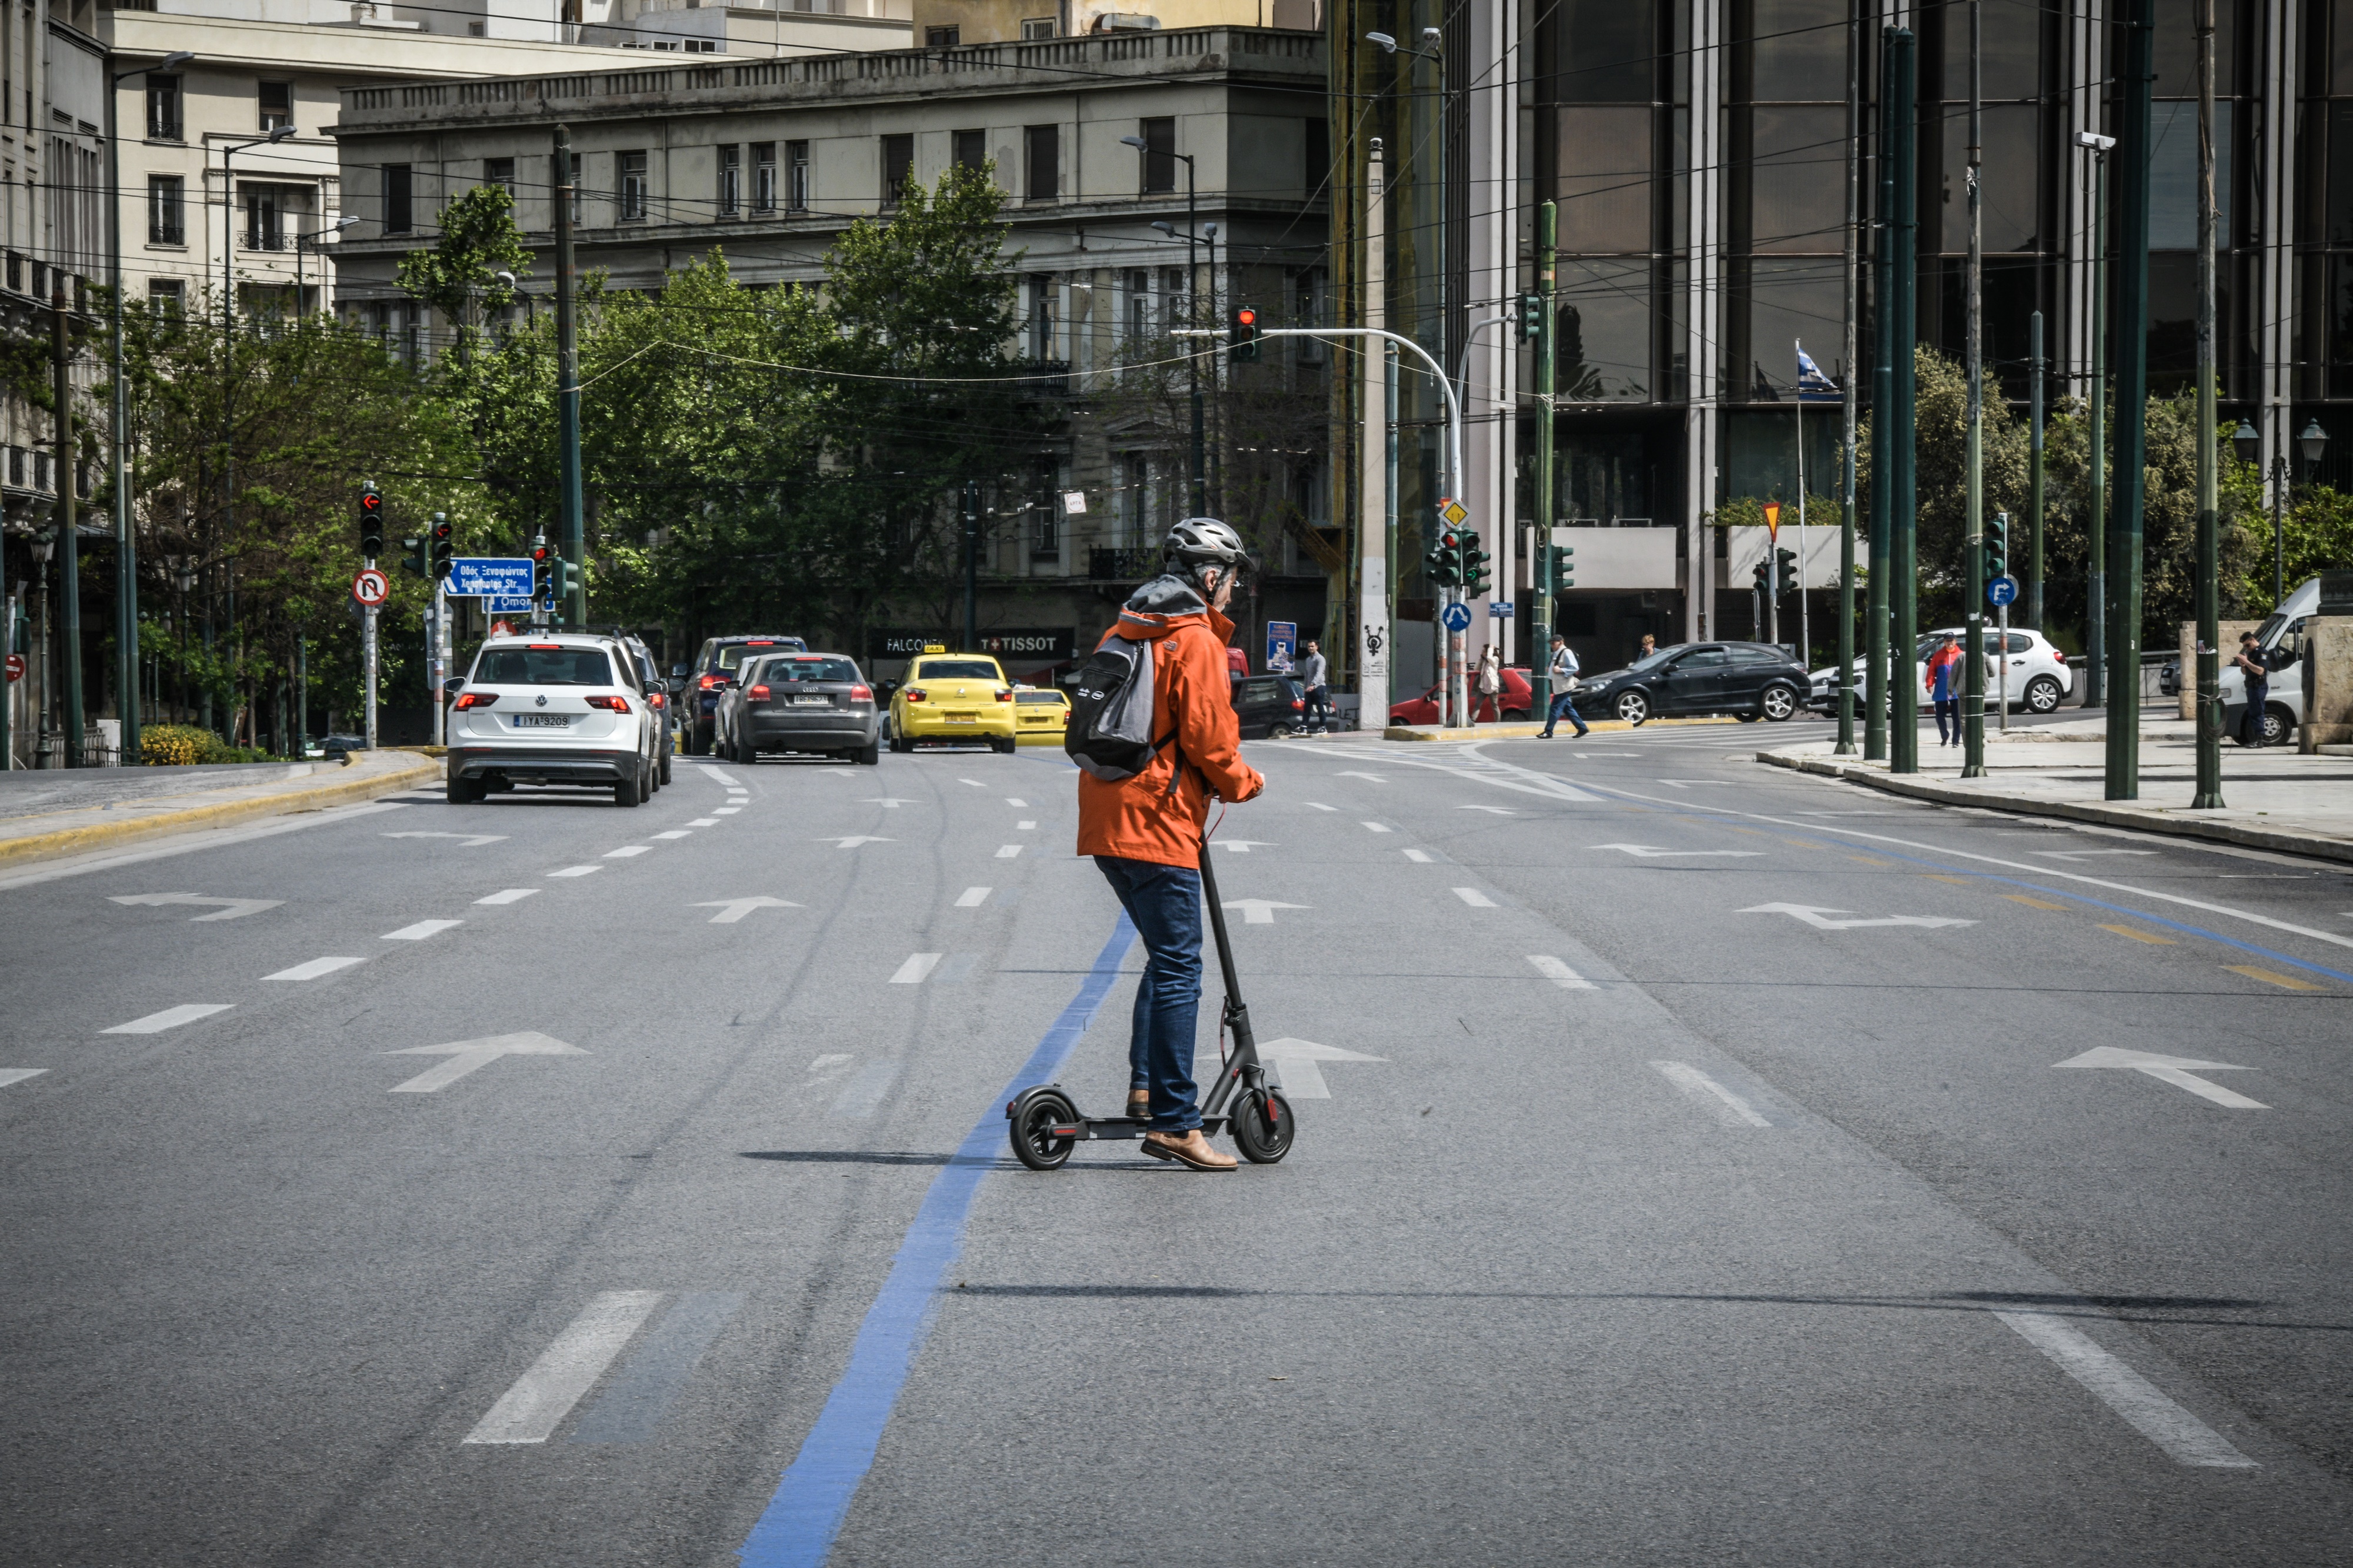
0, 753, 445, 870
1757, 750, 2353, 868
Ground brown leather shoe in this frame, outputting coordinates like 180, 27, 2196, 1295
1126, 1090, 1151, 1121
1142, 1129, 1237, 1171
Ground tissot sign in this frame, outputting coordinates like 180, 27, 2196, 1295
872, 628, 1075, 660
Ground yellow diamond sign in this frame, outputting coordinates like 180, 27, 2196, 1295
1439, 498, 1469, 528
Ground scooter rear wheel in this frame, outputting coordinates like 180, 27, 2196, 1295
1229, 1086, 1295, 1164
1009, 1087, 1081, 1171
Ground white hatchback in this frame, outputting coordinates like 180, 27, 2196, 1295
445, 634, 659, 806
1811, 628, 2076, 715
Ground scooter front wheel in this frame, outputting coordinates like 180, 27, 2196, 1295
1229, 1086, 1295, 1164
1008, 1087, 1081, 1171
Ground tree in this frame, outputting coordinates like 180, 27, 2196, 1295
396, 184, 530, 356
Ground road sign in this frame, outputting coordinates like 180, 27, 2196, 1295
485, 595, 535, 614
448, 556, 535, 599
1439, 497, 1469, 528
1988, 573, 2019, 607
350, 568, 391, 608
1488, 600, 1514, 616
489, 620, 515, 638
1265, 619, 1297, 672
1441, 602, 1472, 632
4, 652, 20, 683
1764, 500, 1782, 541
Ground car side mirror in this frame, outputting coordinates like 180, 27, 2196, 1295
669, 664, 688, 679
442, 677, 465, 696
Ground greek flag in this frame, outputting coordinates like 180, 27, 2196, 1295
1795, 343, 1841, 402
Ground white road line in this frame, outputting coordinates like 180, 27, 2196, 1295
102, 1004, 233, 1035
890, 952, 943, 984
1526, 955, 1597, 990
1402, 849, 1433, 863
604, 846, 653, 858
550, 866, 602, 878
687, 818, 720, 828
462, 1291, 666, 1446
959, 778, 985, 788
808, 1053, 853, 1073
383, 919, 464, 941
995, 845, 1022, 858
1458, 805, 1517, 815
475, 888, 540, 905
955, 886, 991, 907
1005, 798, 1028, 807
1336, 770, 1387, 783
1016, 820, 1037, 830
651, 830, 692, 840
1994, 1311, 2257, 1467
1649, 1060, 1772, 1126
699, 766, 737, 784
265, 956, 365, 982
1361, 822, 1391, 833
713, 807, 742, 815
0, 1069, 50, 1087
1304, 802, 1337, 811
830, 1060, 900, 1118
1452, 888, 1498, 908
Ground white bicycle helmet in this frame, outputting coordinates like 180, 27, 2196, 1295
1164, 517, 1250, 576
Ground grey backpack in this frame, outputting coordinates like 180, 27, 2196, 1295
1066, 635, 1174, 781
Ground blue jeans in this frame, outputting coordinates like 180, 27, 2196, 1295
1539, 690, 1588, 736
1094, 856, 1205, 1131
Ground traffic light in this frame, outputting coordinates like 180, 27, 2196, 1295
531, 535, 554, 600
1549, 542, 1574, 589
1775, 547, 1798, 598
1984, 511, 2009, 580
1425, 530, 1462, 588
1514, 292, 1545, 345
557, 557, 584, 600
430, 513, 454, 581
1228, 304, 1260, 362
1461, 534, 1492, 597
398, 535, 427, 578
358, 479, 384, 558
1752, 558, 1771, 596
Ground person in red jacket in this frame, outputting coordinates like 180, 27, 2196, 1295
1925, 633, 1964, 747
1078, 519, 1266, 1172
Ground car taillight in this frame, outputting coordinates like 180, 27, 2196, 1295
646, 692, 665, 709
748, 684, 771, 701
2054, 649, 2068, 663
1291, 698, 1305, 710
995, 690, 1013, 703
699, 673, 726, 690
529, 643, 561, 650
454, 692, 496, 710
585, 694, 628, 712
850, 684, 872, 700
905, 688, 927, 702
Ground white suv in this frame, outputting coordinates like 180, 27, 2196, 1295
446, 634, 659, 806
1811, 628, 2076, 715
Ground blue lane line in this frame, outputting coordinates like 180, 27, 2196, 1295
736, 912, 1138, 1568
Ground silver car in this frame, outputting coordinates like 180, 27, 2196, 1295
446, 634, 661, 806
715, 651, 881, 765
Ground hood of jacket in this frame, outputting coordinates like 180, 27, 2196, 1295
1113, 572, 1231, 644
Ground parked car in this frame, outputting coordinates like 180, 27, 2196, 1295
1011, 686, 1072, 743
683, 635, 808, 754
1808, 628, 2075, 716
715, 652, 881, 765
1575, 642, 1810, 724
2158, 656, 2181, 697
617, 635, 673, 788
1388, 667, 1534, 726
1232, 673, 1311, 738
316, 733, 366, 760
2219, 573, 2352, 746
889, 646, 1018, 753
445, 633, 659, 806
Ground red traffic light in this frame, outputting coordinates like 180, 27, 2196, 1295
431, 518, 452, 543
359, 491, 382, 515
1235, 307, 1257, 328
531, 543, 551, 563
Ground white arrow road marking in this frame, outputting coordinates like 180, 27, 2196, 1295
861, 798, 916, 808
1305, 802, 1336, 812
1335, 770, 1387, 783
1361, 822, 1392, 833
2055, 1047, 2269, 1109
1211, 840, 1276, 853
1592, 843, 1764, 859
1452, 888, 1498, 908
1402, 849, 1434, 863
2036, 849, 2161, 860
1650, 1061, 1772, 1126
693, 896, 804, 925
384, 919, 464, 941
109, 892, 283, 922
550, 866, 602, 878
995, 845, 1022, 859
651, 830, 692, 840
1223, 900, 1308, 925
265, 956, 365, 982
1458, 805, 1517, 815
1526, 955, 1597, 990
1005, 798, 1028, 807
0, 1069, 51, 1088
687, 818, 720, 828
890, 953, 942, 984
1994, 1311, 2257, 1467
463, 1290, 665, 1445
1739, 902, 1976, 930
103, 1003, 232, 1034
818, 836, 894, 849
385, 1031, 588, 1093
383, 831, 507, 847
604, 846, 652, 858
955, 886, 991, 908
1255, 1037, 1385, 1099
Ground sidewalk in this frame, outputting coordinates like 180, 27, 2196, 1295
1757, 716, 2353, 865
0, 749, 445, 869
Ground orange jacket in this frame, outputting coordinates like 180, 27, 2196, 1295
1076, 575, 1264, 867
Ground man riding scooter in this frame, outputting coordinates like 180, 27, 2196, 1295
1076, 519, 1266, 1172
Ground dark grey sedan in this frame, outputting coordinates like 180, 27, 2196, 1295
715, 652, 881, 765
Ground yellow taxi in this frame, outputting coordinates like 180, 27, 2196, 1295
888, 645, 1018, 753
1011, 685, 1072, 744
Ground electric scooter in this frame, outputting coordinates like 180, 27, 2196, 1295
1005, 831, 1295, 1169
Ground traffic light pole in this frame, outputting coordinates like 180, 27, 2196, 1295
554, 125, 586, 632
1962, 0, 1988, 780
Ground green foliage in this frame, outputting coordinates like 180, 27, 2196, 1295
2237, 485, 2353, 615
396, 184, 529, 345
138, 722, 257, 766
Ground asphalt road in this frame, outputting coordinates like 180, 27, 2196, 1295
4, 724, 2350, 1566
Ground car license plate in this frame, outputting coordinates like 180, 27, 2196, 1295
789, 695, 829, 707
514, 714, 571, 728
945, 713, 976, 723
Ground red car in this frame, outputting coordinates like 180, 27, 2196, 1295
1389, 666, 1534, 725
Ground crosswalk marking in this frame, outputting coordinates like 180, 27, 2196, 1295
463, 1292, 666, 1445
102, 1004, 232, 1035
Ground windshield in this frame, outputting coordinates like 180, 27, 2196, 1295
717, 640, 805, 670
1014, 690, 1066, 705
754, 655, 860, 683
471, 646, 616, 686
2255, 612, 2289, 646
915, 659, 1002, 680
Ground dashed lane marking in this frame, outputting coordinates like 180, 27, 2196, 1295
829, 1060, 900, 1118
605, 846, 653, 858
102, 1004, 232, 1035
699, 766, 738, 785
1402, 849, 1433, 863
1005, 798, 1027, 807
1452, 888, 1498, 908
2004, 894, 2068, 910
958, 779, 986, 788
1650, 1060, 1772, 1126
1994, 1311, 2256, 1468
1305, 802, 1336, 812
264, 956, 365, 981
1016, 820, 1037, 830
652, 830, 692, 840
2099, 923, 2177, 945
463, 1292, 666, 1446
476, 889, 540, 905
568, 1292, 746, 1446
2224, 965, 2325, 992
1924, 874, 1972, 885
889, 953, 942, 985
995, 845, 1022, 859
550, 866, 603, 878
1526, 955, 1597, 990
1361, 822, 1392, 833
688, 818, 721, 828
384, 919, 464, 941
955, 886, 991, 908
714, 808, 743, 816
0, 1069, 50, 1088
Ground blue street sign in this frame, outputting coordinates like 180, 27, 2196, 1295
448, 557, 535, 599
1488, 600, 1514, 616
486, 596, 535, 614
1441, 602, 1473, 632
1987, 574, 2019, 608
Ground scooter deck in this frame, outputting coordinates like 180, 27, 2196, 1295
1046, 1113, 1232, 1143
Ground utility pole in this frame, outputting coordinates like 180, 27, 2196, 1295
1529, 199, 1557, 723
53, 284, 81, 768
2080, 132, 2112, 708
1836, 6, 1861, 757
2192, 0, 2224, 808
554, 125, 585, 631
1358, 139, 1389, 726
962, 479, 979, 652
2108, 0, 2155, 800
1888, 28, 1921, 774
1962, 0, 1987, 778
1866, 29, 1896, 764
2028, 311, 2045, 631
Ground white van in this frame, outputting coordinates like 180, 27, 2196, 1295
2219, 573, 2353, 746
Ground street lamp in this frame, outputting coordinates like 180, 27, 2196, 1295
2075, 128, 2114, 708
2236, 416, 2329, 608
295, 215, 359, 319
221, 123, 296, 335
1124, 132, 1205, 513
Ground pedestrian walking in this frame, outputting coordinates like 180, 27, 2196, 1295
1537, 634, 1589, 738
2232, 630, 2271, 746
1927, 632, 1963, 747
1078, 518, 1265, 1172
1475, 645, 1502, 723
1295, 638, 1330, 730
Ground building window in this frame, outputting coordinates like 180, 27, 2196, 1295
1024, 124, 1058, 202
881, 133, 913, 206
485, 156, 515, 198
1032, 458, 1061, 559
754, 142, 777, 212
953, 129, 986, 173
147, 175, 184, 245
619, 150, 648, 222
1021, 16, 1056, 38
258, 81, 291, 134
1124, 268, 1151, 339
34, 449, 49, 493
1139, 116, 1175, 193
145, 74, 181, 141
718, 144, 740, 217
384, 164, 412, 234
6, 446, 21, 487
925, 24, 959, 45
1028, 275, 1055, 359
785, 142, 809, 211
244, 186, 285, 251
1304, 116, 1328, 191
147, 278, 184, 316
